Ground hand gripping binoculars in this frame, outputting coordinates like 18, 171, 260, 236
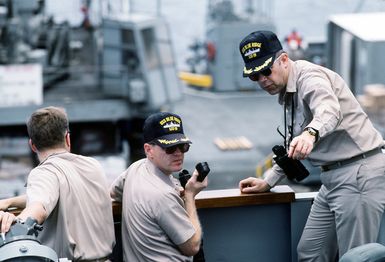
272, 145, 309, 182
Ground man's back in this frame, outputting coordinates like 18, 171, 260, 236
27, 152, 115, 260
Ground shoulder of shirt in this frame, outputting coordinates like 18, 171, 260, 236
29, 163, 59, 179
118, 158, 146, 178
294, 60, 337, 77
291, 60, 336, 90
36, 152, 101, 173
41, 153, 91, 168
127, 158, 146, 170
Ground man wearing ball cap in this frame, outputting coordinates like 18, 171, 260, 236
110, 112, 207, 262
238, 30, 385, 260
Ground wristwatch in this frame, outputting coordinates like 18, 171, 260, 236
304, 127, 319, 142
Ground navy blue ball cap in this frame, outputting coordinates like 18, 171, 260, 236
239, 30, 283, 77
143, 112, 191, 148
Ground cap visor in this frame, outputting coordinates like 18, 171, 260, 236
154, 133, 192, 148
242, 54, 275, 77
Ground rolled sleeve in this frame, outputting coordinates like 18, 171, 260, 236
301, 75, 342, 138
109, 171, 126, 202
264, 164, 286, 188
155, 193, 195, 245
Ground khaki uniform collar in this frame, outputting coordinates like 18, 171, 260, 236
145, 158, 175, 186
279, 60, 297, 104
286, 60, 297, 93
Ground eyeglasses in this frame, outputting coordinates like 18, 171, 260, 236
164, 143, 190, 154
249, 68, 272, 81
248, 53, 284, 81
149, 142, 191, 154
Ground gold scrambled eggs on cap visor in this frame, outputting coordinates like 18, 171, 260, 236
155, 134, 192, 148
243, 56, 273, 77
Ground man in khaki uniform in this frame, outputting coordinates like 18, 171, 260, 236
0, 106, 115, 261
237, 31, 385, 261
110, 112, 207, 262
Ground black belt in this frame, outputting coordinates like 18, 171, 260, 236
321, 147, 382, 172
78, 257, 111, 262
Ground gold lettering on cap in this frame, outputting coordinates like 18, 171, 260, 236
159, 116, 182, 131
241, 42, 262, 54
160, 116, 181, 126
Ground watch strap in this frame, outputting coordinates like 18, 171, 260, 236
304, 127, 319, 142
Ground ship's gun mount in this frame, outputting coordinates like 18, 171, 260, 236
0, 217, 59, 261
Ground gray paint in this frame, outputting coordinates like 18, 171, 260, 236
327, 14, 385, 95
199, 204, 292, 262
207, 22, 276, 92
197, 193, 385, 262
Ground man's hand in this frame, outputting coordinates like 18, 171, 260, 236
179, 170, 207, 256
288, 131, 315, 160
0, 199, 10, 211
0, 211, 16, 233
184, 170, 207, 199
239, 177, 271, 193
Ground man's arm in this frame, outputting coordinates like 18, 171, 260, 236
239, 177, 271, 193
178, 171, 207, 256
289, 75, 339, 160
178, 192, 202, 256
0, 201, 47, 233
239, 164, 285, 193
24, 170, 58, 224
17, 202, 47, 224
0, 195, 27, 211
109, 170, 127, 202
301, 74, 342, 137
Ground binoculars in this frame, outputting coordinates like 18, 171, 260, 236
178, 162, 210, 188
272, 145, 309, 182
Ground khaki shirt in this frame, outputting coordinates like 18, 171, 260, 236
110, 159, 195, 262
265, 60, 384, 186
27, 152, 115, 260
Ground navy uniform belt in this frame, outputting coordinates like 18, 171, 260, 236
321, 147, 383, 172
78, 257, 111, 262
